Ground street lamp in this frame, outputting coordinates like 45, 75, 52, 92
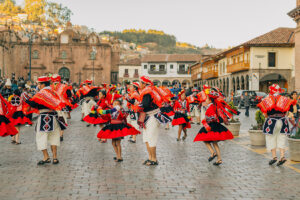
91, 46, 97, 83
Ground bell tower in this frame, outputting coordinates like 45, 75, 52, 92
288, 1, 300, 91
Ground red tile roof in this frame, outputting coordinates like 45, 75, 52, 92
243, 27, 295, 47
141, 54, 202, 63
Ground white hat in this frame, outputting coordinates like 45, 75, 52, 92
5, 78, 12, 86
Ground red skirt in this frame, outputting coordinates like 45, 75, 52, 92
11, 111, 32, 126
0, 115, 18, 137
83, 113, 109, 124
161, 106, 175, 116
194, 122, 233, 142
97, 123, 140, 139
172, 113, 191, 129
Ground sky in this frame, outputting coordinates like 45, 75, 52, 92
16, 0, 297, 48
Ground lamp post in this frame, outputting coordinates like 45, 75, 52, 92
91, 46, 97, 83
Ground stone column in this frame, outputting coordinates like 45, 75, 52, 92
288, 1, 300, 92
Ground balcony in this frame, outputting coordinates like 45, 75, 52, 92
123, 73, 129, 78
202, 70, 218, 80
177, 70, 189, 74
227, 62, 250, 73
148, 70, 167, 75
133, 73, 139, 78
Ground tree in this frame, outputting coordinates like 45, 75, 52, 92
24, 0, 46, 23
0, 0, 21, 16
45, 2, 73, 29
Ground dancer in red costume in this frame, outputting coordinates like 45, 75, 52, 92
8, 89, 32, 144
125, 82, 141, 143
172, 90, 191, 141
194, 87, 238, 166
257, 84, 296, 166
24, 76, 66, 165
97, 100, 140, 162
0, 93, 18, 138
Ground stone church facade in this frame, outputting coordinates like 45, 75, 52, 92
0, 26, 120, 85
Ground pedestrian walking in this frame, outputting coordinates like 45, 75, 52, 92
243, 91, 250, 117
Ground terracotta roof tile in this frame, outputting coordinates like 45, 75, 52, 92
141, 54, 202, 63
243, 27, 295, 46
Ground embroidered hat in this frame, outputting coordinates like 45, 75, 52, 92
269, 84, 282, 95
192, 88, 199, 92
140, 76, 153, 85
51, 74, 61, 83
37, 76, 50, 83
5, 78, 12, 86
207, 88, 220, 99
132, 82, 140, 88
178, 89, 186, 97
85, 79, 93, 84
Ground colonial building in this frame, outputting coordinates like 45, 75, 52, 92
118, 58, 141, 84
141, 54, 202, 88
191, 27, 295, 95
0, 24, 120, 85
288, 0, 300, 92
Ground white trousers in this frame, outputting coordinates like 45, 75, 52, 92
142, 116, 160, 147
36, 115, 60, 151
266, 120, 286, 151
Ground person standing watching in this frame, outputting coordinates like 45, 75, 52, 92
243, 92, 250, 117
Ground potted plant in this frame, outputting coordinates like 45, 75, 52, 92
226, 101, 241, 136
248, 110, 266, 146
288, 120, 300, 161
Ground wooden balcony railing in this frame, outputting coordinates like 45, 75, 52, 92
227, 62, 250, 73
177, 70, 189, 74
202, 71, 218, 80
148, 70, 167, 74
133, 73, 139, 78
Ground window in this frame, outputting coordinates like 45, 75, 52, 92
61, 51, 67, 59
32, 50, 39, 59
125, 69, 129, 74
159, 65, 165, 71
150, 65, 156, 71
90, 51, 96, 60
170, 64, 173, 69
268, 52, 276, 67
144, 65, 147, 69
179, 64, 185, 71
134, 69, 138, 74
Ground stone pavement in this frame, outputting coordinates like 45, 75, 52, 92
1, 108, 300, 200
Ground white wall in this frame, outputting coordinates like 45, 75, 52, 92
141, 62, 192, 78
119, 65, 141, 78
250, 47, 294, 70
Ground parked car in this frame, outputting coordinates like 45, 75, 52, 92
255, 92, 267, 103
233, 90, 258, 108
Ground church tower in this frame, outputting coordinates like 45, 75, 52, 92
288, 0, 300, 91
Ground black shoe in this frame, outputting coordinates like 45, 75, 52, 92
182, 136, 187, 141
197, 122, 200, 125
148, 160, 159, 166
213, 160, 222, 166
37, 158, 51, 165
176, 138, 180, 142
86, 124, 91, 127
15, 142, 21, 145
113, 157, 117, 160
208, 153, 217, 162
269, 157, 277, 165
94, 124, 97, 127
143, 159, 151, 165
116, 159, 123, 162
53, 159, 59, 165
60, 136, 63, 141
277, 157, 287, 166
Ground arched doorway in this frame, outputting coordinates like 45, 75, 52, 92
259, 73, 287, 93
232, 77, 236, 93
182, 80, 191, 88
236, 77, 240, 90
58, 67, 70, 80
153, 80, 161, 86
162, 80, 171, 86
172, 80, 180, 87
246, 75, 249, 90
241, 76, 245, 90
